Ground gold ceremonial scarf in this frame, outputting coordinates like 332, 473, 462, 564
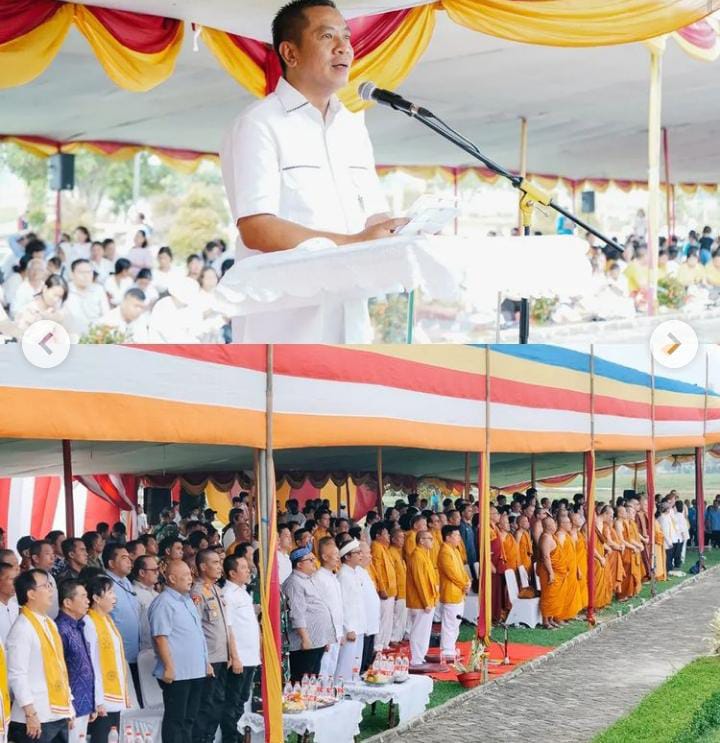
88, 609, 129, 706
20, 607, 72, 717
0, 642, 10, 733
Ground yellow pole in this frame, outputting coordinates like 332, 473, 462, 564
517, 116, 528, 231
647, 43, 664, 316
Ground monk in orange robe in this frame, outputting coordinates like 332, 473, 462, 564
570, 510, 588, 612
600, 505, 625, 598
631, 496, 652, 579
593, 521, 614, 610
499, 514, 519, 570
653, 517, 667, 581
557, 514, 581, 621
489, 506, 510, 623
516, 515, 534, 574
616, 505, 643, 599
537, 517, 569, 628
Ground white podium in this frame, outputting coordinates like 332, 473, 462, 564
216, 234, 591, 343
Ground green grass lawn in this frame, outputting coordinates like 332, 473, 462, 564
356, 547, 720, 740
594, 657, 720, 743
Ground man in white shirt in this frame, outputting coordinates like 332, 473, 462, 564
0, 560, 19, 645
30, 540, 59, 619
90, 241, 113, 284
221, 554, 261, 740
277, 524, 293, 585
7, 569, 74, 741
64, 258, 111, 337
312, 537, 344, 677
220, 0, 407, 343
357, 540, 380, 672
97, 287, 150, 342
335, 539, 365, 680
132, 554, 160, 655
658, 501, 681, 573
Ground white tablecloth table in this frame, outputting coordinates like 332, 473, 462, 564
238, 699, 365, 743
345, 675, 433, 725
120, 706, 164, 742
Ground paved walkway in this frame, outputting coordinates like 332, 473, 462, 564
382, 568, 720, 743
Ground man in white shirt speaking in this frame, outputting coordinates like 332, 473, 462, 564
220, 0, 407, 344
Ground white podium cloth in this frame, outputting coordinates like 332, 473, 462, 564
217, 234, 590, 342
238, 700, 365, 743
345, 675, 433, 724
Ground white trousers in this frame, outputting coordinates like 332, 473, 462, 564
408, 608, 435, 666
70, 714, 89, 743
320, 642, 341, 678
375, 597, 395, 651
391, 597, 407, 642
440, 602, 464, 659
335, 633, 364, 681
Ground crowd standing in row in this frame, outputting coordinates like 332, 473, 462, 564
0, 486, 708, 742
0, 222, 234, 344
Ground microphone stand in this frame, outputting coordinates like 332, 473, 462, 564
385, 100, 623, 343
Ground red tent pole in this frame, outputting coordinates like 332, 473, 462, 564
646, 450, 656, 596
62, 440, 74, 537
696, 447, 705, 555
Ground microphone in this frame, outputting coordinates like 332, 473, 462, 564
358, 81, 426, 116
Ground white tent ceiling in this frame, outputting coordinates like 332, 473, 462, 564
1, 4, 719, 181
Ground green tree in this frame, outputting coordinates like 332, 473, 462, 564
164, 183, 230, 258
0, 144, 48, 230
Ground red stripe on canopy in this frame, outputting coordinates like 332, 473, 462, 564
0, 0, 62, 45
31, 477, 61, 537
83, 6, 182, 54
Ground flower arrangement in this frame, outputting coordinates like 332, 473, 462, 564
530, 296, 558, 325
79, 324, 128, 344
657, 276, 686, 310
453, 638, 488, 674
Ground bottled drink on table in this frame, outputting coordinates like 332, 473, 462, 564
301, 674, 310, 699
108, 727, 119, 743
293, 681, 302, 697
134, 732, 143, 743
335, 676, 344, 701
283, 680, 292, 699
124, 725, 134, 743
351, 664, 360, 683
144, 732, 153, 743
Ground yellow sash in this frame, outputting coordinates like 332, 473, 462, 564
21, 608, 72, 717
0, 642, 10, 734
88, 609, 129, 706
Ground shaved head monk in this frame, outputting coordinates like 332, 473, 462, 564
537, 517, 570, 629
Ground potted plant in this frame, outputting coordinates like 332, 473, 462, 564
453, 638, 487, 689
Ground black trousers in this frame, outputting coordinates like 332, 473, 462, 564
711, 530, 720, 548
129, 661, 144, 707
8, 719, 69, 743
221, 665, 258, 743
289, 647, 324, 683
87, 710, 121, 743
159, 676, 205, 743
193, 661, 228, 743
361, 634, 376, 673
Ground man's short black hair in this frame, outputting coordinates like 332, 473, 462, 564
370, 521, 388, 541
159, 536, 182, 557
102, 541, 126, 567
442, 524, 460, 540
124, 287, 146, 302
272, 0, 338, 75
59, 579, 83, 607
15, 569, 47, 606
61, 537, 84, 560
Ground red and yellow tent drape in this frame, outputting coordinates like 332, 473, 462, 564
0, 134, 218, 174
0, 0, 183, 91
1, 0, 715, 96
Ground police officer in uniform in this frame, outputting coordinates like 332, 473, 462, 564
191, 548, 243, 743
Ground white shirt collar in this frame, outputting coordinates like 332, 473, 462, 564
274, 78, 342, 118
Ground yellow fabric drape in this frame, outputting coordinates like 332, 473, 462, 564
73, 5, 183, 92
0, 4, 73, 88
340, 3, 437, 111
441, 0, 714, 48
0, 642, 9, 735
200, 26, 267, 98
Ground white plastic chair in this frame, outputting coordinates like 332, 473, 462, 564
533, 562, 542, 591
137, 648, 163, 709
517, 564, 531, 589
504, 569, 541, 629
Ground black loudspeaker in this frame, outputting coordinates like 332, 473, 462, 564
144, 487, 171, 526
581, 190, 596, 214
49, 153, 75, 191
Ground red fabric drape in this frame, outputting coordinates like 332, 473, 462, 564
0, 0, 61, 44
32, 477, 61, 538
83, 6, 182, 53
226, 8, 412, 95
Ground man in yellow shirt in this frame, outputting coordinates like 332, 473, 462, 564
676, 249, 707, 287
403, 513, 427, 562
370, 522, 397, 653
388, 528, 407, 646
312, 510, 332, 558
437, 525, 471, 663
405, 531, 439, 668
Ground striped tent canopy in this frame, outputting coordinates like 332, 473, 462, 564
0, 343, 718, 481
